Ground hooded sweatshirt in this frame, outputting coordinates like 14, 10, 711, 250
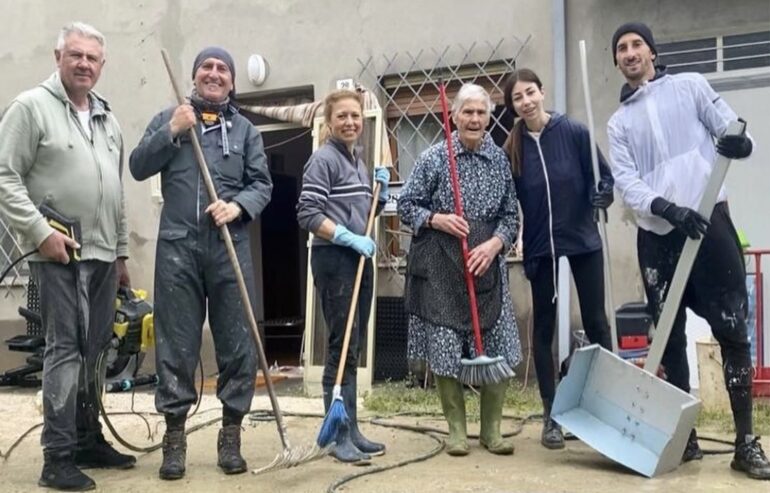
608, 67, 743, 235
509, 112, 612, 277
0, 72, 128, 261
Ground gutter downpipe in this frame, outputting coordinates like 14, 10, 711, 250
553, 0, 572, 368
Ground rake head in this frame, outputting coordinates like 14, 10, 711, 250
252, 443, 329, 475
458, 355, 514, 386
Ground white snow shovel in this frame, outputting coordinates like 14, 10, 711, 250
551, 40, 747, 478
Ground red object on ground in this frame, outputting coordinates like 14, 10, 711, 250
745, 248, 770, 398
620, 335, 648, 350
754, 367, 770, 398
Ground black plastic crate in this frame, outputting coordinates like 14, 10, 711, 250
374, 297, 409, 381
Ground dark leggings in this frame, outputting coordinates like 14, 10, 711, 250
530, 250, 612, 404
638, 202, 752, 438
310, 245, 373, 387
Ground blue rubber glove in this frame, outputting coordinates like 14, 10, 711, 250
332, 224, 376, 257
374, 166, 390, 201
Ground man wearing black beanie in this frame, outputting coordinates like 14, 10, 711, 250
130, 47, 273, 480
607, 23, 768, 480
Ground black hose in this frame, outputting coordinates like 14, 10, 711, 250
94, 345, 207, 453
0, 250, 37, 286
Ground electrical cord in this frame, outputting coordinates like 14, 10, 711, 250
0, 250, 37, 286
95, 344, 207, 453
0, 378, 741, 489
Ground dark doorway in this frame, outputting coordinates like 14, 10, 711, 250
253, 127, 312, 367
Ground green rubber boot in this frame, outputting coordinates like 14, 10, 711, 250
479, 380, 514, 455
435, 376, 470, 456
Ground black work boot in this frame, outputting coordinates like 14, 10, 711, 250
159, 429, 187, 480
541, 417, 565, 449
682, 429, 704, 463
540, 400, 564, 450
343, 376, 386, 456
39, 450, 96, 491
75, 433, 136, 470
731, 435, 770, 480
217, 425, 247, 474
323, 383, 370, 465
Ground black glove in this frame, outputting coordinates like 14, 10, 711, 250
591, 181, 614, 209
716, 134, 752, 159
651, 197, 710, 240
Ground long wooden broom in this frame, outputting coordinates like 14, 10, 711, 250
316, 182, 381, 448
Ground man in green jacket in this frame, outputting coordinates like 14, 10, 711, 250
0, 21, 134, 491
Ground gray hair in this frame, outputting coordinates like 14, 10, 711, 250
451, 83, 494, 115
56, 22, 106, 55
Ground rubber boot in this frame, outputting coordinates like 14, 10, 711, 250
343, 375, 386, 456
39, 450, 96, 491
435, 376, 470, 456
540, 399, 565, 450
479, 380, 514, 455
159, 416, 186, 480
323, 384, 370, 465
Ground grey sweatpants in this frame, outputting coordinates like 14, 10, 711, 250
30, 260, 116, 453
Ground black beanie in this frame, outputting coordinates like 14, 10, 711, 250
612, 22, 657, 65
192, 46, 236, 96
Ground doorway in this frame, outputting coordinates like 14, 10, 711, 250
257, 127, 312, 367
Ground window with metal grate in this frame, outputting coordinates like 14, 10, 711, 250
658, 30, 770, 75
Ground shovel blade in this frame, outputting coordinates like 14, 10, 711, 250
552, 345, 701, 477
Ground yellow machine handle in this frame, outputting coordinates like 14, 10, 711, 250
113, 321, 128, 338
141, 314, 155, 351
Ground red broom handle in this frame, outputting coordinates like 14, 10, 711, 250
438, 82, 484, 355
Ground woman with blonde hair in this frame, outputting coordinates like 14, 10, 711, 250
297, 89, 389, 464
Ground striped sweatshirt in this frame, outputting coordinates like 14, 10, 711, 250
296, 137, 382, 246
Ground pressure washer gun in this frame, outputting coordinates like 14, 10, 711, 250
39, 203, 81, 263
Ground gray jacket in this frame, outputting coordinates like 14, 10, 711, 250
129, 106, 272, 240
296, 138, 382, 246
0, 72, 128, 261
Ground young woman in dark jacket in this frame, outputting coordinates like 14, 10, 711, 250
503, 68, 613, 450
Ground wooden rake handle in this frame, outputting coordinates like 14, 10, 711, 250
160, 49, 289, 449
334, 182, 381, 387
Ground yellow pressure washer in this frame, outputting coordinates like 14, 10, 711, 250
0, 204, 156, 388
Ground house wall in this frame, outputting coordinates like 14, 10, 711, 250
0, 0, 552, 299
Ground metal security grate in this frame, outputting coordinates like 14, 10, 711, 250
658, 31, 770, 75
356, 38, 530, 268
0, 216, 28, 299
357, 37, 531, 181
